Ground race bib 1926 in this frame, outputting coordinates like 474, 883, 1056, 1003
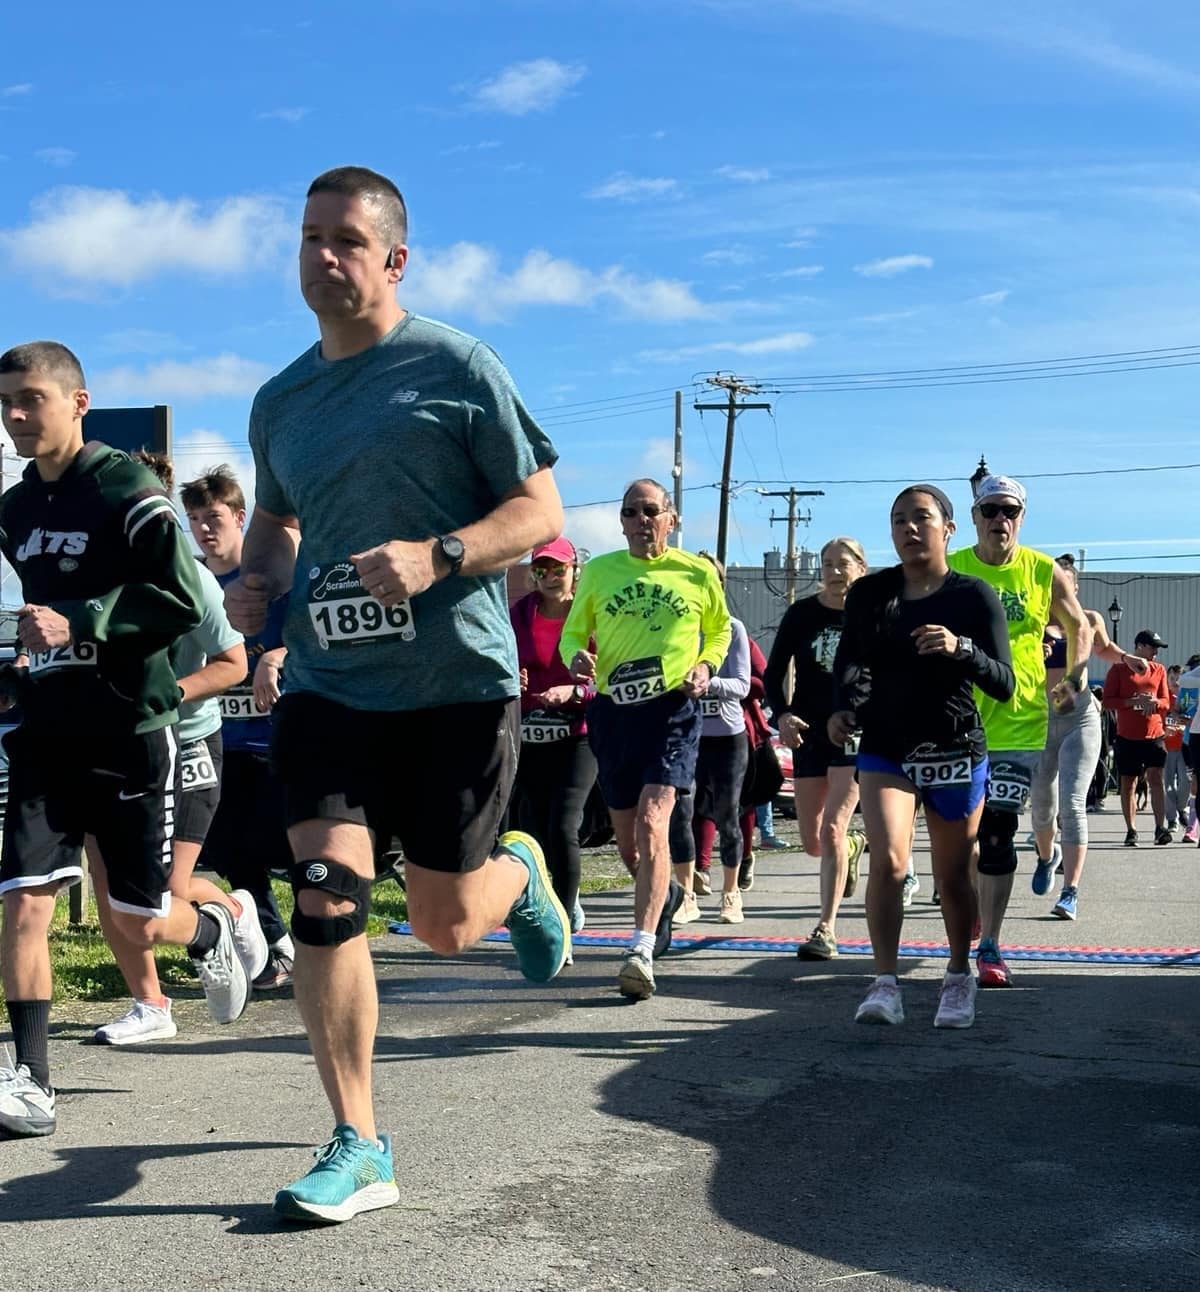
27, 641, 97, 674
307, 561, 416, 650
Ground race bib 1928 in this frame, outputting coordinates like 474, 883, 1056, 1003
307, 561, 416, 650
27, 641, 97, 674
902, 743, 973, 788
607, 656, 667, 706
988, 759, 1033, 808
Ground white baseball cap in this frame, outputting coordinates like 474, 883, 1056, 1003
974, 474, 1027, 507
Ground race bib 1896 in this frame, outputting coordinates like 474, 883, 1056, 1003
607, 656, 667, 706
988, 759, 1033, 808
307, 562, 416, 650
902, 743, 973, 788
27, 641, 97, 674
180, 740, 219, 792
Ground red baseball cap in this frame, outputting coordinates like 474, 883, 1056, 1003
530, 536, 576, 564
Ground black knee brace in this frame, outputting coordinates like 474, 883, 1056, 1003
977, 806, 1019, 876
290, 858, 373, 946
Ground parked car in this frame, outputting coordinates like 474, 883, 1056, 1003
772, 736, 795, 817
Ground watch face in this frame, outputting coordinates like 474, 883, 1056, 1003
441, 536, 465, 564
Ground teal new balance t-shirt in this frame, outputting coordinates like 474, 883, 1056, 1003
249, 313, 557, 712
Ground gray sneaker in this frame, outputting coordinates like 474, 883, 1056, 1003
796, 923, 838, 960
0, 1063, 56, 1137
618, 951, 656, 1000
192, 903, 251, 1024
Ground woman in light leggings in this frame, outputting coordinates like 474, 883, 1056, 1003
1030, 555, 1146, 919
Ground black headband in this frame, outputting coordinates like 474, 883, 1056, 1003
894, 483, 954, 522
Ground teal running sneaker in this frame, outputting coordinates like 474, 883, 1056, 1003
274, 1124, 400, 1224
499, 830, 570, 982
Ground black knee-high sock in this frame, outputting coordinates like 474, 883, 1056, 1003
7, 999, 51, 1090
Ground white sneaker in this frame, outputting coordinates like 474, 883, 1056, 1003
618, 951, 656, 1000
0, 1063, 56, 1137
94, 999, 178, 1046
230, 889, 270, 980
192, 902, 250, 1024
719, 890, 744, 924
672, 892, 701, 926
934, 971, 978, 1029
854, 977, 905, 1025
902, 869, 920, 908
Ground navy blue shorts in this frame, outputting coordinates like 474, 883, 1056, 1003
857, 751, 989, 822
587, 691, 701, 811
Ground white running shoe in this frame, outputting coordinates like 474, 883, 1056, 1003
673, 892, 701, 926
902, 866, 919, 908
94, 999, 178, 1046
230, 889, 270, 980
854, 977, 905, 1025
618, 951, 656, 1000
719, 890, 745, 924
192, 902, 250, 1024
0, 1063, 56, 1137
934, 971, 978, 1029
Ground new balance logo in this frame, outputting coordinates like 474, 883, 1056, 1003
388, 389, 420, 405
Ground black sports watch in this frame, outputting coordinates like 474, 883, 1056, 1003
435, 535, 465, 577
953, 635, 974, 662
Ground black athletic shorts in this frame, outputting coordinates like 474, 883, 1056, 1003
271, 692, 518, 874
174, 730, 223, 845
792, 729, 857, 779
0, 721, 176, 917
199, 747, 293, 878
586, 690, 701, 811
1114, 735, 1167, 777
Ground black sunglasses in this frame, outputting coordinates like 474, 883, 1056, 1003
977, 503, 1023, 520
621, 505, 665, 519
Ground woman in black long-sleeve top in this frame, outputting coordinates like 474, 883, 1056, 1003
829, 485, 1014, 1031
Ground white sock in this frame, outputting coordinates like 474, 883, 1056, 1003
905, 857, 915, 878
631, 931, 656, 958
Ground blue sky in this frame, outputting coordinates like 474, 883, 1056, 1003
3, 0, 1200, 580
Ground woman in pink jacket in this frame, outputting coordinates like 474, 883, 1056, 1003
509, 537, 596, 933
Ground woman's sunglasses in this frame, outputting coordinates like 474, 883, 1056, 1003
977, 503, 1023, 521
530, 562, 570, 579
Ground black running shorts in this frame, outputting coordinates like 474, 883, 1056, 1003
270, 692, 518, 874
173, 730, 223, 845
1114, 735, 1167, 778
0, 722, 176, 917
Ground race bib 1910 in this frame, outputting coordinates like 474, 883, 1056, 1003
607, 656, 667, 706
27, 641, 97, 674
180, 740, 219, 792
219, 686, 257, 721
520, 713, 572, 744
902, 743, 973, 788
988, 759, 1033, 808
307, 562, 416, 650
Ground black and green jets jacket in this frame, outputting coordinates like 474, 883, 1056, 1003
0, 442, 205, 734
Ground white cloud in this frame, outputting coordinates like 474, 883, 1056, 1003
716, 165, 771, 183
170, 428, 257, 525
35, 147, 76, 167
702, 247, 756, 265
442, 139, 502, 155
779, 264, 824, 278
3, 83, 33, 96
588, 172, 680, 202
1, 187, 291, 288
468, 58, 585, 116
91, 354, 272, 403
258, 107, 308, 123
559, 502, 622, 560
407, 242, 708, 322
636, 331, 815, 364
972, 289, 1010, 306
856, 309, 919, 323
854, 253, 934, 277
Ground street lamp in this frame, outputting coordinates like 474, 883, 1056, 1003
1108, 596, 1123, 643
969, 455, 990, 498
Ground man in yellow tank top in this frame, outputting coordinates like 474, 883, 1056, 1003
947, 476, 1091, 987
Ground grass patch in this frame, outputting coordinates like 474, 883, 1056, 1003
28, 850, 631, 1004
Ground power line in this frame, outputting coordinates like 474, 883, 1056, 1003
731, 461, 1200, 487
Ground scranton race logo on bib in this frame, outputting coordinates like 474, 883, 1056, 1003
607, 656, 667, 706
902, 741, 972, 788
307, 562, 416, 651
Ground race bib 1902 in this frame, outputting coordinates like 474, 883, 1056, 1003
27, 641, 97, 674
902, 743, 973, 788
988, 759, 1033, 808
307, 562, 416, 650
607, 656, 667, 706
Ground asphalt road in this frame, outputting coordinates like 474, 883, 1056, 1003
1, 808, 1196, 1292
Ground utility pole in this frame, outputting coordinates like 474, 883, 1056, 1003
672, 390, 683, 548
694, 374, 771, 565
761, 487, 825, 601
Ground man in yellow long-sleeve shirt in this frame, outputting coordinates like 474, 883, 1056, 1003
560, 478, 731, 999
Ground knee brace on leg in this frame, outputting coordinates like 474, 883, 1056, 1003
290, 858, 372, 946
977, 806, 1018, 876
